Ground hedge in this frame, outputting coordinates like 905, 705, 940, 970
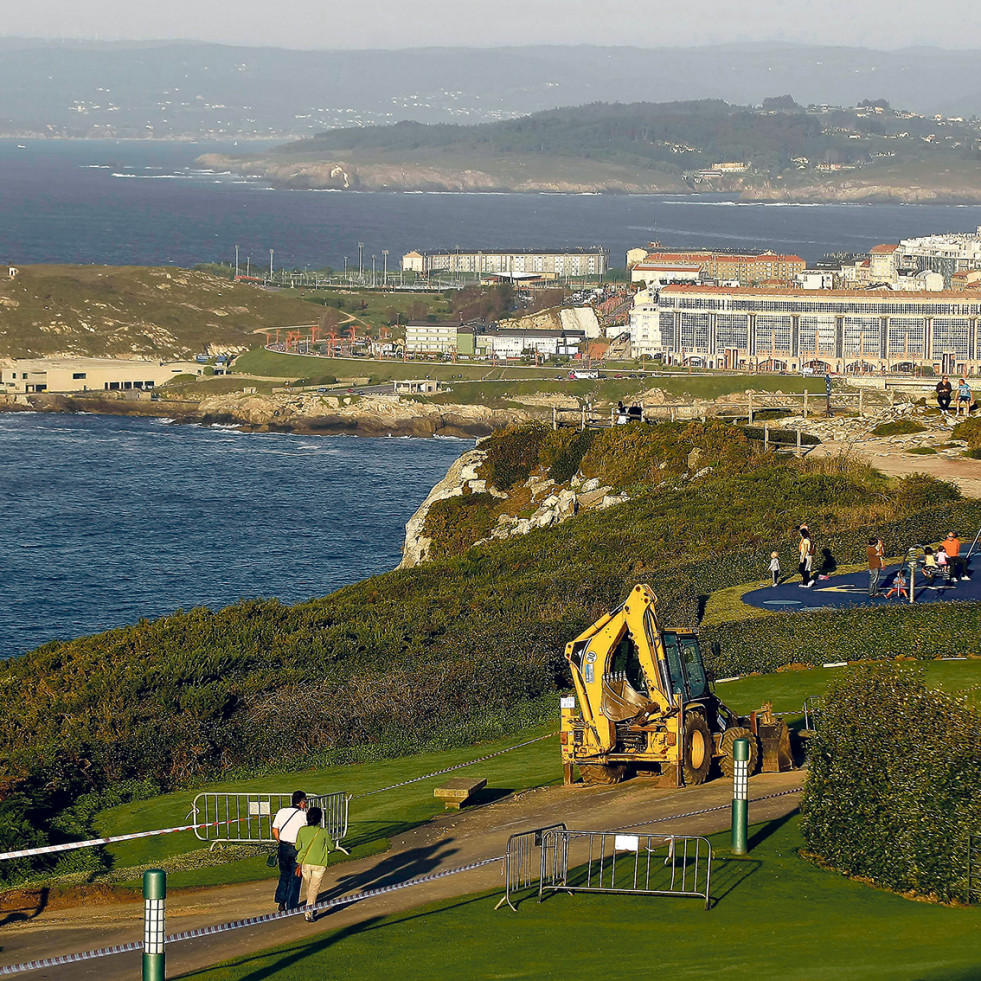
801, 664, 981, 903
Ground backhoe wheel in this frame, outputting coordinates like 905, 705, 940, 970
578, 763, 628, 786
719, 727, 760, 778
682, 712, 712, 786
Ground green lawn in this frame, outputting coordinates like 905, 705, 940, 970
95, 724, 561, 889
179, 815, 981, 981
88, 661, 981, 890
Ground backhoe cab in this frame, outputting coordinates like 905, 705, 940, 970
560, 584, 791, 786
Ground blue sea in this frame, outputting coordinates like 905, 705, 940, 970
0, 413, 468, 660
3, 139, 981, 268
4, 138, 981, 658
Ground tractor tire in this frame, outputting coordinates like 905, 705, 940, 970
719, 727, 760, 778
578, 763, 628, 786
682, 712, 713, 786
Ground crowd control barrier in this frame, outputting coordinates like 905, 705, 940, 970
539, 829, 712, 909
494, 823, 567, 912
188, 791, 349, 849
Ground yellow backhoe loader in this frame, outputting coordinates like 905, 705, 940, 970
560, 584, 792, 786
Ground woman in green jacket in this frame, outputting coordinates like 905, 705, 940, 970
294, 807, 335, 922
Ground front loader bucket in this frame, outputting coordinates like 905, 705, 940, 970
758, 719, 793, 772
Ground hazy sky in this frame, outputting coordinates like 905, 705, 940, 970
4, 0, 981, 50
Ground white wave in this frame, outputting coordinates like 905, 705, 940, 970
81, 164, 111, 169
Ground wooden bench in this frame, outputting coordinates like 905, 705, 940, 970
434, 777, 486, 810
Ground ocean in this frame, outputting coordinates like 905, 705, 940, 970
0, 412, 468, 660
4, 138, 981, 659
3, 139, 981, 269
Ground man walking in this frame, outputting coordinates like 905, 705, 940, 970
867, 536, 884, 597
272, 790, 308, 911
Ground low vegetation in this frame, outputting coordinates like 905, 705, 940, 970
0, 266, 321, 360
802, 664, 981, 903
1, 421, 977, 889
871, 419, 927, 437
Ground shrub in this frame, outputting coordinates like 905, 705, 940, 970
542, 428, 595, 484
479, 423, 550, 489
907, 447, 937, 455
423, 493, 498, 559
964, 448, 981, 460
801, 664, 981, 903
952, 418, 981, 449
871, 419, 927, 437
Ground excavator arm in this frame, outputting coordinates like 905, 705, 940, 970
564, 584, 677, 753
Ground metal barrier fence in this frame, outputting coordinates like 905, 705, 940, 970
188, 791, 349, 849
494, 823, 567, 912
539, 829, 712, 909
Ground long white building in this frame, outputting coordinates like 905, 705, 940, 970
402, 248, 609, 278
646, 285, 981, 374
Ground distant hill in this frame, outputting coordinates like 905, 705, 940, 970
198, 98, 981, 201
4, 39, 981, 138
0, 266, 315, 360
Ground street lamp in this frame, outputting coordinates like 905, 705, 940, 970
358, 242, 364, 280
382, 250, 389, 287
372, 254, 376, 288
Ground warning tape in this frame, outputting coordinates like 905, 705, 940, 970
0, 816, 253, 863
0, 855, 504, 977
0, 732, 557, 863
612, 786, 805, 832
350, 732, 556, 799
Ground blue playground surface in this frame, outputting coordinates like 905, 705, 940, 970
744, 558, 978, 611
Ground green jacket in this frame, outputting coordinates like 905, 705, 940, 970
295, 825, 335, 867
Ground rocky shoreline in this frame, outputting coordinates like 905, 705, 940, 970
0, 390, 539, 439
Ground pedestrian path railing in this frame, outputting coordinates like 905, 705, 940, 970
538, 829, 712, 909
188, 791, 349, 849
494, 823, 567, 911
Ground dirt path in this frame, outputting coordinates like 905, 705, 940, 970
0, 771, 802, 979
812, 438, 981, 497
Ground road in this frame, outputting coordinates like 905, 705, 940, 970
0, 771, 802, 980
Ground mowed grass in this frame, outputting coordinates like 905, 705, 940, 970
179, 815, 981, 981
91, 662, 981, 889
95, 723, 561, 889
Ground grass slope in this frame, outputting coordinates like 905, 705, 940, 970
0, 266, 319, 360
184, 816, 981, 981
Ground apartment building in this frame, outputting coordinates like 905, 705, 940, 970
401, 248, 609, 278
629, 248, 805, 286
900, 227, 981, 287
403, 320, 462, 356
649, 285, 981, 374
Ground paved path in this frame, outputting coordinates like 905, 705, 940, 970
0, 771, 802, 980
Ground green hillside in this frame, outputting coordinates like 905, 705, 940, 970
0, 265, 318, 360
2, 421, 980, 888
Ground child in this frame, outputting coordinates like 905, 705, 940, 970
923, 547, 938, 580
885, 568, 908, 600
769, 551, 780, 586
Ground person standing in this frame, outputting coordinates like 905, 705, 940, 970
956, 378, 972, 417
294, 806, 335, 923
824, 373, 833, 417
769, 551, 781, 587
944, 531, 969, 580
798, 529, 814, 587
867, 536, 884, 597
936, 375, 953, 416
272, 790, 308, 911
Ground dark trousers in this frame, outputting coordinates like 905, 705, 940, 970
868, 567, 881, 596
938, 393, 952, 411
274, 841, 301, 908
798, 560, 810, 586
949, 555, 968, 578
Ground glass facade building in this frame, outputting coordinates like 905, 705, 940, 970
647, 286, 981, 373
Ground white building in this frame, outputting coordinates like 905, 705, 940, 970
401, 248, 609, 279
628, 288, 660, 359
900, 227, 981, 286
0, 357, 206, 394
478, 328, 585, 359
404, 321, 460, 355
630, 262, 702, 288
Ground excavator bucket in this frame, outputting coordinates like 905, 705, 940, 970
758, 719, 793, 772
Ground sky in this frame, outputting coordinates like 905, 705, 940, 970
4, 0, 981, 50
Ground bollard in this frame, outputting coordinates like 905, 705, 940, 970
143, 869, 166, 981
731, 737, 749, 855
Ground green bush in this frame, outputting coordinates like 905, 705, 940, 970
423, 493, 498, 559
479, 423, 550, 489
952, 418, 981, 449
871, 419, 927, 437
964, 448, 981, 460
801, 664, 981, 903
907, 447, 937, 455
